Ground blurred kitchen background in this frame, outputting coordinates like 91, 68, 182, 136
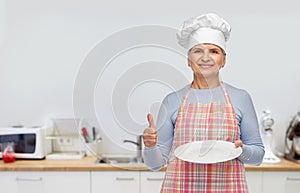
0, 0, 299, 157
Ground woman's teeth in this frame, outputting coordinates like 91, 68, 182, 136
198, 64, 213, 68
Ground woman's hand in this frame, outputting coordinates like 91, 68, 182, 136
143, 114, 158, 148
234, 140, 243, 148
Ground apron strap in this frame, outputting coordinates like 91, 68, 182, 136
220, 82, 232, 104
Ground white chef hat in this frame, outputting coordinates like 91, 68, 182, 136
176, 13, 231, 53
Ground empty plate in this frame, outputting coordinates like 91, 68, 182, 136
174, 140, 242, 164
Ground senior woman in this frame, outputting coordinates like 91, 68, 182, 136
143, 13, 265, 193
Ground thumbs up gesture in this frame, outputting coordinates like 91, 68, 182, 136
143, 113, 158, 148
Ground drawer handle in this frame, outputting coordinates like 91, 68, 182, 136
16, 177, 43, 181
116, 177, 135, 181
147, 177, 164, 181
286, 177, 300, 181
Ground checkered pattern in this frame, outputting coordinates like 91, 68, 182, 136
160, 84, 248, 193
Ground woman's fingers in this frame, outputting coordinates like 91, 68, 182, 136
147, 113, 156, 129
143, 127, 157, 147
234, 140, 243, 148
143, 114, 158, 147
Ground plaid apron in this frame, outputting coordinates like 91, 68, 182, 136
160, 83, 248, 193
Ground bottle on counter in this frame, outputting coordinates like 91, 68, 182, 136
2, 142, 16, 163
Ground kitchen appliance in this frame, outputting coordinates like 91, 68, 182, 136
284, 112, 300, 163
0, 127, 48, 159
260, 110, 281, 163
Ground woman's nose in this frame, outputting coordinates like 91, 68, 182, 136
201, 52, 211, 62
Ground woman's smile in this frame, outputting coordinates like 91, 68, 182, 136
197, 63, 215, 68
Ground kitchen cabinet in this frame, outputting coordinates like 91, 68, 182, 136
140, 171, 165, 193
0, 171, 38, 193
92, 171, 264, 193
0, 171, 90, 193
1, 156, 300, 193
246, 171, 263, 193
262, 171, 300, 193
91, 171, 139, 193
92, 171, 164, 193
140, 171, 263, 193
91, 171, 288, 193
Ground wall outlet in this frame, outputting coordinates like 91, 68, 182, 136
57, 137, 73, 146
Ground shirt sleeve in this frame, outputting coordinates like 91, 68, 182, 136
236, 91, 265, 165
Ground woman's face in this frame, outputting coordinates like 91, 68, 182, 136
188, 43, 226, 80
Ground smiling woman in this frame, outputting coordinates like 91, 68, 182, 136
143, 13, 265, 193
188, 44, 226, 89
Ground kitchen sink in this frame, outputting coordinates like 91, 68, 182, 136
95, 154, 143, 164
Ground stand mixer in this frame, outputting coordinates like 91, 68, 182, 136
284, 112, 300, 163
260, 110, 281, 163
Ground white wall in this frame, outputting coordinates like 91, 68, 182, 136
0, 0, 4, 45
0, 0, 300, 154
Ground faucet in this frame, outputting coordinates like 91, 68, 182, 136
123, 135, 143, 163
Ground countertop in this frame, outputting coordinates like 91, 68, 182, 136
0, 156, 300, 172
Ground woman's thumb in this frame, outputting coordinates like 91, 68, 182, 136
147, 113, 156, 129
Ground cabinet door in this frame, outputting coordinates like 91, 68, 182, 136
140, 171, 165, 193
285, 174, 300, 193
91, 171, 139, 193
43, 171, 90, 193
0, 171, 90, 193
245, 171, 263, 193
0, 172, 18, 193
0, 171, 45, 193
263, 172, 300, 193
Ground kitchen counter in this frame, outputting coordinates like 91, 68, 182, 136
0, 156, 300, 172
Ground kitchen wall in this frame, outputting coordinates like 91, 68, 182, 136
0, 0, 300, 155
0, 1, 4, 46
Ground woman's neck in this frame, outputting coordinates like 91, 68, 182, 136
192, 76, 221, 89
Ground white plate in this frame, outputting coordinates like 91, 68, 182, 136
174, 140, 242, 164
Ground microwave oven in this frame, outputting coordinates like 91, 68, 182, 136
0, 127, 48, 159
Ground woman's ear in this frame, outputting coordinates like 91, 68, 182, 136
221, 56, 226, 68
188, 58, 191, 67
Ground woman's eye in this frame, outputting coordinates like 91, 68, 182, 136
211, 50, 219, 54
194, 49, 204, 53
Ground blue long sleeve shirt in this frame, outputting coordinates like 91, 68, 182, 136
143, 83, 265, 171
